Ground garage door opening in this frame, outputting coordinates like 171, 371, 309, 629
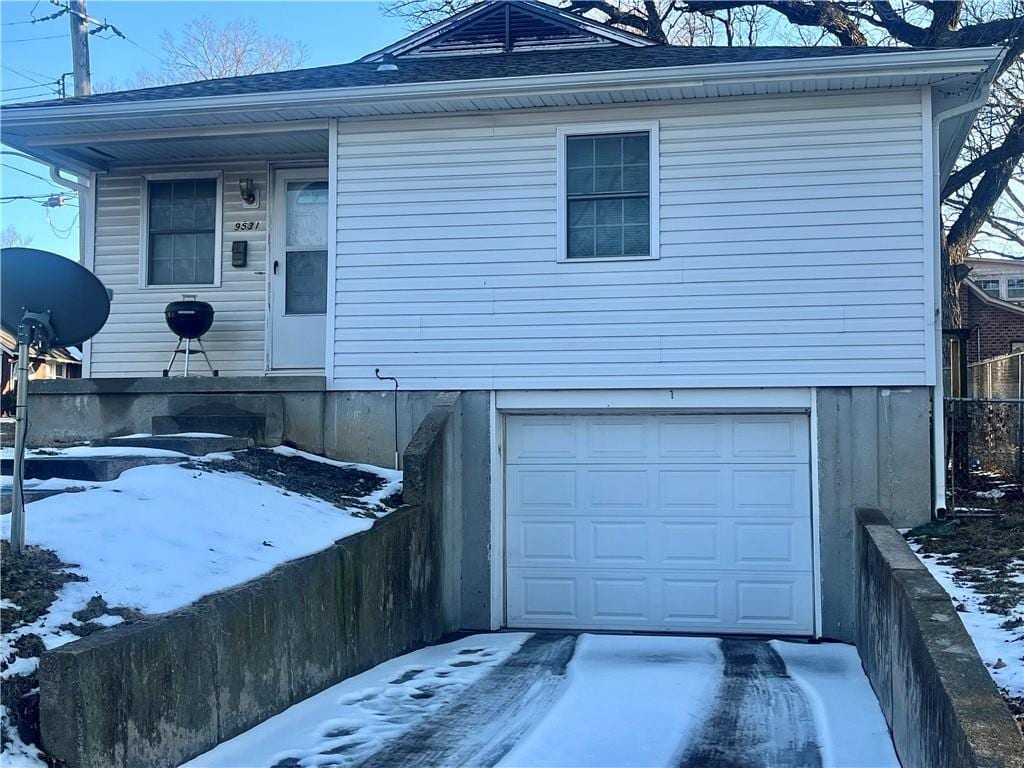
504, 412, 814, 635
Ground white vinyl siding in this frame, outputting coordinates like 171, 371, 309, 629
332, 89, 930, 391
89, 162, 268, 377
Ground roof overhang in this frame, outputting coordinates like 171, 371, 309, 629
964, 278, 1024, 317
1, 45, 1003, 173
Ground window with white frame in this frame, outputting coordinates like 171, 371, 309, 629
145, 177, 218, 286
558, 124, 658, 261
976, 278, 1001, 298
1008, 278, 1024, 300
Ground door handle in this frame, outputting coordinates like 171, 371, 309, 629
273, 260, 279, 275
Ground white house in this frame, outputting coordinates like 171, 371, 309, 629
1, 0, 1003, 641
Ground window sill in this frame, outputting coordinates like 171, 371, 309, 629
557, 255, 660, 264
138, 282, 222, 291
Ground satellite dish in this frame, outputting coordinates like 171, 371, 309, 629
1, 247, 110, 556
1, 247, 110, 348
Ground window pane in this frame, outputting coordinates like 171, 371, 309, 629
566, 137, 593, 168
593, 136, 622, 166
285, 250, 328, 315
171, 180, 197, 230
595, 226, 623, 257
622, 165, 649, 193
623, 225, 650, 257
1008, 279, 1024, 298
568, 227, 595, 259
622, 135, 649, 165
623, 197, 649, 225
195, 233, 216, 283
286, 181, 328, 248
149, 235, 174, 284
149, 183, 174, 231
193, 180, 217, 229
567, 168, 594, 195
594, 167, 623, 194
596, 198, 622, 226
568, 199, 595, 228
977, 279, 1001, 297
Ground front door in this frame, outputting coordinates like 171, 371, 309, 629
270, 168, 329, 370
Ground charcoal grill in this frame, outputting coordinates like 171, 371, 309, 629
162, 295, 218, 376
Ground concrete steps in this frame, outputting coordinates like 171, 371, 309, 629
92, 434, 252, 455
0, 454, 185, 482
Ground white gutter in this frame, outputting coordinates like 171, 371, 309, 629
927, 52, 1003, 516
1, 45, 1000, 128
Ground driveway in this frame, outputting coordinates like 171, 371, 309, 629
187, 633, 900, 768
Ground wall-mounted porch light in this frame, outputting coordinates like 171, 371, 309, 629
239, 177, 259, 208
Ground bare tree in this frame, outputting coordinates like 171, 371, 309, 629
386, 0, 1024, 321
0, 226, 32, 248
100, 17, 308, 90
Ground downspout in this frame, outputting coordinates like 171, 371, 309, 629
928, 58, 1001, 516
47, 165, 96, 377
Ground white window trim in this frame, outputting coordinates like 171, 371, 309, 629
138, 171, 224, 290
555, 120, 660, 263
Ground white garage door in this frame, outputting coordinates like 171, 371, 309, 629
504, 413, 814, 635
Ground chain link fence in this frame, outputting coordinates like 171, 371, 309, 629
946, 351, 1024, 511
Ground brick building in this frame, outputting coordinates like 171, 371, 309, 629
958, 278, 1024, 364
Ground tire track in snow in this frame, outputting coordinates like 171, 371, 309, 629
355, 633, 577, 768
677, 639, 823, 768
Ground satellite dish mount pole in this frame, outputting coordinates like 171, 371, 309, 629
11, 310, 53, 555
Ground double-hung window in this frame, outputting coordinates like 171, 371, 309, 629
144, 176, 220, 286
976, 278, 1001, 298
1007, 278, 1024, 300
558, 123, 658, 261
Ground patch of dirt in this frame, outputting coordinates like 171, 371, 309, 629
907, 512, 1024, 616
0, 541, 86, 635
907, 510, 1024, 731
189, 448, 402, 518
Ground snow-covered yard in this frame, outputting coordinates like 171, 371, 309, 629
0, 448, 401, 767
907, 512, 1024, 729
187, 633, 899, 768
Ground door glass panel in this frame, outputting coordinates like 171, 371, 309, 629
285, 181, 328, 248
285, 250, 327, 315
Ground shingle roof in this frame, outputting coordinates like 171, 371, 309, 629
7, 45, 928, 109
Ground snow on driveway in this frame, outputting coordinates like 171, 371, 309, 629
187, 633, 900, 768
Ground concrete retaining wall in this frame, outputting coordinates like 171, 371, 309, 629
37, 394, 463, 768
817, 386, 932, 641
855, 508, 1023, 768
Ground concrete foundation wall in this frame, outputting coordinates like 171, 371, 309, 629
37, 395, 462, 768
855, 508, 1022, 768
816, 386, 933, 641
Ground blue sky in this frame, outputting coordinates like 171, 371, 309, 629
0, 1, 411, 258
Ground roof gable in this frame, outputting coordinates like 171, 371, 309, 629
359, 0, 656, 62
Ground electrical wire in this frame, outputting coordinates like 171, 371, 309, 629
3, 34, 68, 43
0, 63, 57, 88
1, 164, 60, 184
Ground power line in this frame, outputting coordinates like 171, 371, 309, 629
1, 62, 58, 85
1, 164, 64, 184
0, 84, 56, 94
4, 34, 68, 43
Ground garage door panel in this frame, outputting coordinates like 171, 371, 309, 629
512, 468, 577, 511
506, 568, 814, 633
505, 413, 814, 635
508, 516, 811, 571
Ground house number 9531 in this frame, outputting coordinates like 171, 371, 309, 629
234, 222, 259, 231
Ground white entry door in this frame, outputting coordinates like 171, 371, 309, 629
270, 169, 329, 370
505, 412, 814, 635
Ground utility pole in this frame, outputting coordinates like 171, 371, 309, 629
68, 0, 91, 96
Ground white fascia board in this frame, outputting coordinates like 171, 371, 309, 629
1, 46, 1001, 129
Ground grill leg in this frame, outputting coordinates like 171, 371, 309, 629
163, 337, 184, 377
184, 337, 192, 376
196, 337, 218, 376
